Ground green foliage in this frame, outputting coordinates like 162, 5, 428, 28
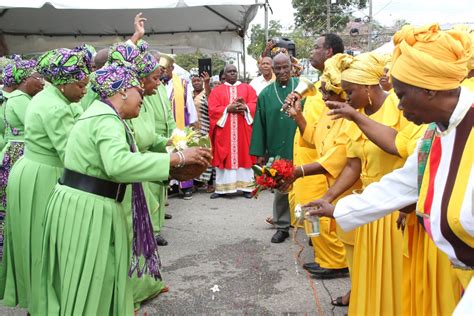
291, 28, 314, 59
247, 20, 315, 60
174, 50, 228, 76
292, 0, 368, 34
247, 20, 283, 60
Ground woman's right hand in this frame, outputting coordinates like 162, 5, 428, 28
181, 147, 212, 167
325, 101, 358, 121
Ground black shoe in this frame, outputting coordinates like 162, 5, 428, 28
210, 193, 224, 199
302, 262, 322, 271
155, 234, 168, 246
243, 192, 253, 199
183, 190, 193, 200
271, 230, 289, 243
168, 184, 179, 197
308, 238, 313, 247
164, 213, 172, 220
308, 267, 349, 279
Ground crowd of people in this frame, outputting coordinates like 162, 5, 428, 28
0, 11, 472, 315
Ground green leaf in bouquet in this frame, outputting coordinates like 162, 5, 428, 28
266, 157, 275, 168
187, 140, 199, 147
198, 136, 211, 148
252, 165, 263, 176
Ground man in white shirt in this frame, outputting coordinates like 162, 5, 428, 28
249, 57, 274, 95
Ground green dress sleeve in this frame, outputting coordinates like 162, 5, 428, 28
149, 135, 168, 153
249, 94, 267, 157
42, 102, 77, 162
94, 114, 171, 183
6, 93, 30, 126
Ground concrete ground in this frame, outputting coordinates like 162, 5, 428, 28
0, 189, 351, 315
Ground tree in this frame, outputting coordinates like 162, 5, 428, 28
247, 20, 283, 60
292, 0, 367, 34
174, 50, 228, 76
291, 28, 314, 59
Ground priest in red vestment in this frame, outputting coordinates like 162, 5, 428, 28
208, 64, 258, 198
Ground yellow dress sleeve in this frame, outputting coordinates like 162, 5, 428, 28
301, 83, 326, 146
395, 123, 428, 159
317, 121, 349, 179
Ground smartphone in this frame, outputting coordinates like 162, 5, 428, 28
198, 58, 212, 76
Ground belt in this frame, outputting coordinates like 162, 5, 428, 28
59, 169, 127, 202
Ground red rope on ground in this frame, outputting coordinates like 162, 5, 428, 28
292, 222, 324, 316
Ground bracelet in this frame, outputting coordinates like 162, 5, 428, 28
176, 151, 185, 168
300, 165, 305, 178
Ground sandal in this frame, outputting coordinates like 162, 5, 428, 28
331, 295, 349, 307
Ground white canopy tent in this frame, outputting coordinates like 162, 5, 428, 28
0, 0, 264, 77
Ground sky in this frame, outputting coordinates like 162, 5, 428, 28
250, 0, 474, 29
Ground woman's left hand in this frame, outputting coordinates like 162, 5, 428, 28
326, 101, 358, 121
302, 199, 335, 218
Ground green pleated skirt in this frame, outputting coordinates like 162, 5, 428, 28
0, 154, 62, 309
33, 184, 134, 315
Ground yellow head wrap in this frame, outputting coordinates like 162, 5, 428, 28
321, 53, 353, 98
391, 23, 472, 90
452, 24, 474, 71
341, 52, 389, 85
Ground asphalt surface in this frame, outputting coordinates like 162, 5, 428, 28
1, 189, 351, 315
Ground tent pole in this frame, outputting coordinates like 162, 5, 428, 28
242, 36, 246, 81
264, 0, 269, 43
237, 52, 241, 79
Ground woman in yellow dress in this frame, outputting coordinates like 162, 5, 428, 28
325, 69, 463, 315
303, 52, 418, 315
283, 54, 362, 304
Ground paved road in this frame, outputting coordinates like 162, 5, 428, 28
140, 189, 350, 315
0, 189, 350, 315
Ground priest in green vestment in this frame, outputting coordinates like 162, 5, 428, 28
250, 53, 300, 244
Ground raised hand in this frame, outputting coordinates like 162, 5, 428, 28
131, 12, 147, 43
201, 71, 211, 83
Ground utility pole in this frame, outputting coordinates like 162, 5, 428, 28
264, 0, 269, 43
326, 0, 331, 32
367, 0, 373, 50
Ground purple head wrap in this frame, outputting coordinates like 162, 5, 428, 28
37, 46, 92, 85
2, 57, 37, 87
90, 62, 141, 98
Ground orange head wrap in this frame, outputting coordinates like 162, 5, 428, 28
391, 23, 472, 90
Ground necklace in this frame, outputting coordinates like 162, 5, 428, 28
273, 79, 294, 105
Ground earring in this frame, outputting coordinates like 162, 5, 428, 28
60, 87, 65, 93
122, 94, 128, 100
367, 91, 372, 107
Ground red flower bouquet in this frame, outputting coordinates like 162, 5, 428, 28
251, 156, 295, 198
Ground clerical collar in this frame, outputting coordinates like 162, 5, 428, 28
436, 86, 473, 136
224, 81, 241, 87
276, 79, 291, 89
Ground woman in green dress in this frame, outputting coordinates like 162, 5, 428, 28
34, 62, 211, 315
108, 42, 172, 308
0, 56, 17, 262
0, 57, 43, 262
0, 47, 92, 310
